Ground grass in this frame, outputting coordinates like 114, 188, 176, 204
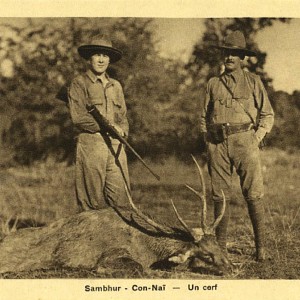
0, 148, 299, 279
0, 161, 78, 224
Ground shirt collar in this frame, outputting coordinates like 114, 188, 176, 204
223, 68, 244, 83
86, 69, 113, 85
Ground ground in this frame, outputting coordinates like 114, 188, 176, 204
0, 148, 299, 279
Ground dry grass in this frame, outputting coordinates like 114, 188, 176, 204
0, 148, 299, 279
0, 161, 77, 225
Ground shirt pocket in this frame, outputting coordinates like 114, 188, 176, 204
112, 98, 123, 123
210, 97, 226, 120
232, 83, 251, 113
211, 89, 227, 105
88, 96, 105, 116
89, 96, 104, 106
112, 98, 122, 108
233, 97, 249, 113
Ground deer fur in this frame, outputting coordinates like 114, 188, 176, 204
0, 157, 232, 276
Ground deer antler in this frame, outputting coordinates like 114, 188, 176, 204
185, 155, 226, 235
169, 155, 212, 242
211, 189, 226, 231
189, 155, 208, 229
124, 183, 174, 235
170, 199, 196, 240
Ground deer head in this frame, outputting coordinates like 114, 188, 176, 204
169, 155, 232, 273
123, 155, 233, 274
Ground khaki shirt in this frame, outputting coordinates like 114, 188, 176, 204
68, 69, 129, 136
200, 69, 274, 141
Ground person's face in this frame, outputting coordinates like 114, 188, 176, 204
222, 49, 244, 73
88, 52, 110, 75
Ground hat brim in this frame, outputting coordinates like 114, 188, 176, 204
78, 45, 122, 63
212, 45, 256, 57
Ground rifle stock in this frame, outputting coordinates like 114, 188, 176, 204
86, 104, 160, 181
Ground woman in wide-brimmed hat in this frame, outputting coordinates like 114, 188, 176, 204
78, 34, 123, 63
68, 34, 130, 212
200, 30, 274, 263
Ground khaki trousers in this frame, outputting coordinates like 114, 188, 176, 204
75, 133, 130, 210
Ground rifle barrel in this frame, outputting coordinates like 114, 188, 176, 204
86, 104, 160, 181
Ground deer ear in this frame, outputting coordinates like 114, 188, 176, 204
168, 250, 192, 264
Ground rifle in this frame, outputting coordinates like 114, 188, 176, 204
86, 104, 160, 181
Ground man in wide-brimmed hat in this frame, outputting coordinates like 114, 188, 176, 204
200, 30, 274, 261
68, 34, 130, 211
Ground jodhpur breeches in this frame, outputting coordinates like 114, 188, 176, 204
207, 130, 264, 203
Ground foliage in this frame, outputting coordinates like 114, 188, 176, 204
185, 18, 290, 91
0, 19, 84, 164
267, 90, 300, 149
0, 18, 190, 164
0, 18, 298, 165
183, 18, 297, 150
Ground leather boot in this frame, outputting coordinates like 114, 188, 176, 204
247, 200, 267, 261
214, 201, 230, 253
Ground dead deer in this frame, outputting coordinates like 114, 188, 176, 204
0, 156, 232, 276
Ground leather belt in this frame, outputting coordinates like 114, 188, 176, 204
222, 123, 254, 135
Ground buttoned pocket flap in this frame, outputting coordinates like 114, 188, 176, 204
89, 97, 104, 105
112, 98, 122, 107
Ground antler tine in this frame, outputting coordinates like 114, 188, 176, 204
124, 184, 173, 234
190, 155, 207, 229
185, 183, 208, 231
211, 189, 226, 231
170, 199, 195, 240
185, 184, 201, 198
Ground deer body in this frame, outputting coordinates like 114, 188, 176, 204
0, 208, 228, 274
0, 157, 232, 275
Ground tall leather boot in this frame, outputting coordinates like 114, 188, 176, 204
247, 199, 267, 261
214, 201, 230, 253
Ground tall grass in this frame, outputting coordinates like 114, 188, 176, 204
0, 148, 299, 227
0, 148, 299, 278
0, 161, 77, 225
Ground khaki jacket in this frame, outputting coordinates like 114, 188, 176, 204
201, 69, 274, 141
68, 70, 129, 136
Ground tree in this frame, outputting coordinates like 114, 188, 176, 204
181, 18, 291, 151
0, 18, 184, 164
0, 18, 297, 165
0, 19, 85, 164
186, 18, 290, 91
267, 90, 300, 150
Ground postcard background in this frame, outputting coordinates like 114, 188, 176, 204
1, 0, 299, 299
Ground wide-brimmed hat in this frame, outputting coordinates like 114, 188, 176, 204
213, 30, 256, 57
78, 34, 122, 63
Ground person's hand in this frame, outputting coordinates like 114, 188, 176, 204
254, 127, 267, 143
253, 132, 260, 145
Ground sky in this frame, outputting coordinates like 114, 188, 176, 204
153, 18, 300, 94
0, 17, 299, 94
